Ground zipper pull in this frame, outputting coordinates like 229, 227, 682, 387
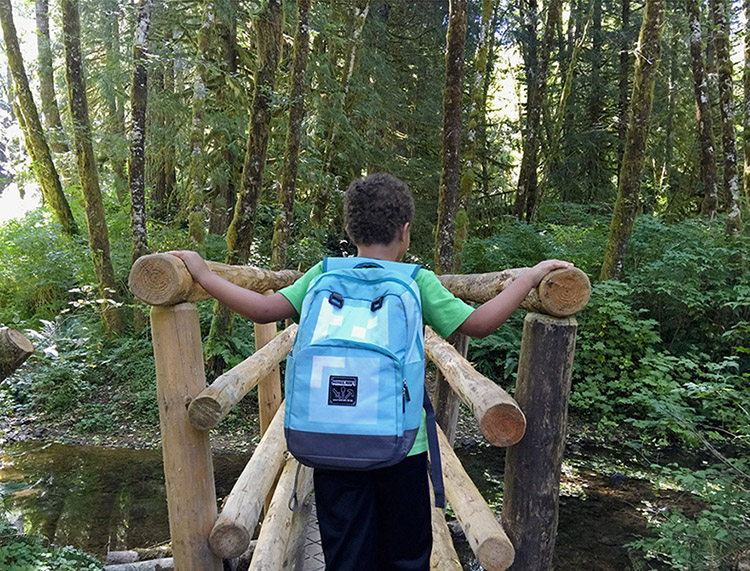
402, 379, 411, 413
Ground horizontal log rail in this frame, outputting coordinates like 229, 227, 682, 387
438, 426, 515, 571
129, 254, 303, 306
209, 405, 288, 559
188, 325, 297, 431
128, 253, 591, 318
425, 327, 525, 447
249, 457, 314, 571
437, 267, 590, 317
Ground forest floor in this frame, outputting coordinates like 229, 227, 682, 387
0, 408, 703, 571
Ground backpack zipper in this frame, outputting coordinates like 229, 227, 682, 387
402, 379, 411, 413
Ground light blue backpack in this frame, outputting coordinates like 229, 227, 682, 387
284, 257, 444, 506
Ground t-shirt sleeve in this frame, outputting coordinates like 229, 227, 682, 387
277, 261, 324, 318
416, 268, 475, 339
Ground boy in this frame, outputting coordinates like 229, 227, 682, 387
171, 173, 571, 571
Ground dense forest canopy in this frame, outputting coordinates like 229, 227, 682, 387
0, 0, 748, 568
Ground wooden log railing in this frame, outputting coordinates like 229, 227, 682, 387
129, 253, 591, 571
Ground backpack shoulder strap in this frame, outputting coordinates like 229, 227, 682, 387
323, 256, 421, 279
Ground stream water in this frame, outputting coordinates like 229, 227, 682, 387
0, 439, 668, 569
0, 441, 250, 560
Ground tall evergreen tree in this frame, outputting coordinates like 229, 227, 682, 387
35, 0, 67, 153
0, 0, 77, 236
61, 0, 122, 334
435, 0, 467, 275
710, 0, 742, 232
207, 0, 282, 375
686, 0, 718, 217
129, 0, 153, 265
186, 0, 215, 253
601, 0, 665, 281
513, 0, 562, 221
271, 0, 310, 271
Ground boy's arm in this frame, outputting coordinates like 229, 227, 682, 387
168, 251, 297, 324
457, 260, 573, 338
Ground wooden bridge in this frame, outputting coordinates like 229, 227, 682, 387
128, 253, 590, 571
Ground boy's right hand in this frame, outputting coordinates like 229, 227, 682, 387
168, 251, 212, 283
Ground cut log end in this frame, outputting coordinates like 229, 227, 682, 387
538, 268, 591, 317
129, 254, 192, 306
478, 405, 526, 447
209, 521, 250, 560
477, 536, 515, 571
4, 328, 34, 354
188, 396, 224, 431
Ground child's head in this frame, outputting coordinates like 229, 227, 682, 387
344, 173, 414, 246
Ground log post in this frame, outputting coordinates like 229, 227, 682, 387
188, 325, 297, 430
0, 327, 34, 381
425, 328, 525, 447
433, 331, 468, 446
150, 304, 222, 571
209, 406, 288, 559
501, 312, 577, 571
438, 426, 515, 570
249, 457, 314, 571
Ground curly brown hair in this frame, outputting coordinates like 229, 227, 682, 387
344, 173, 415, 246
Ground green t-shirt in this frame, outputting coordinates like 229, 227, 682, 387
278, 259, 475, 456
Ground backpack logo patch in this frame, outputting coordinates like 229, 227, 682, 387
328, 375, 358, 406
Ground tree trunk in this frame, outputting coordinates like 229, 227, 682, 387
453, 0, 493, 274
513, 0, 561, 222
207, 0, 239, 236
62, 0, 123, 335
129, 0, 152, 265
589, 0, 603, 126
0, 0, 77, 236
617, 0, 631, 177
711, 0, 743, 232
687, 0, 719, 218
434, 0, 467, 275
35, 0, 67, 153
186, 0, 215, 253
513, 0, 539, 221
101, 0, 128, 203
745, 0, 750, 201
271, 0, 310, 271
207, 0, 282, 376
659, 26, 678, 204
600, 0, 665, 282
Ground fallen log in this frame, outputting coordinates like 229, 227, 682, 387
0, 327, 34, 381
425, 327, 525, 447
437, 267, 590, 317
209, 406, 288, 559
129, 253, 302, 306
188, 325, 297, 431
249, 456, 314, 571
438, 426, 515, 571
104, 558, 174, 570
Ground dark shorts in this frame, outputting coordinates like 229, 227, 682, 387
313, 452, 432, 571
